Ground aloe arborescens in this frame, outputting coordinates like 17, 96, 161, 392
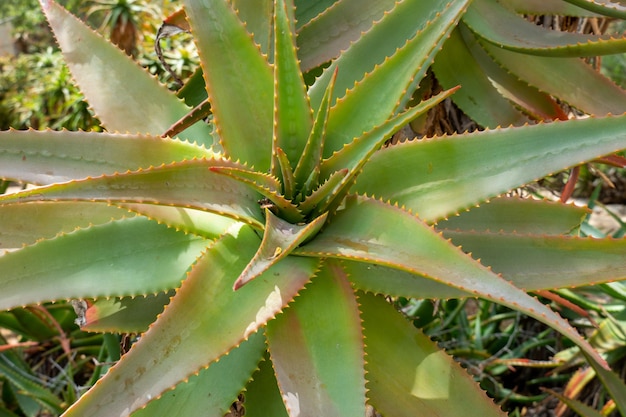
2, 0, 626, 416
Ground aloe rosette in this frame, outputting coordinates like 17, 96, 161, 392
2, 0, 626, 416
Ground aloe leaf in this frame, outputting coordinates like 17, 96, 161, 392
321, 87, 457, 180
309, 0, 467, 110
0, 202, 130, 248
293, 0, 335, 26
442, 231, 626, 290
323, 0, 468, 155
273, 0, 313, 169
116, 204, 236, 238
296, 195, 608, 368
432, 29, 531, 128
232, 0, 273, 56
184, 0, 273, 171
61, 227, 318, 417
294, 67, 337, 191
464, 0, 626, 57
457, 26, 565, 121
501, 0, 602, 16
39, 0, 211, 144
299, 169, 347, 215
355, 114, 626, 221
80, 292, 174, 333
0, 160, 266, 229
266, 262, 366, 417
0, 217, 207, 310
344, 261, 471, 299
482, 41, 626, 115
245, 354, 289, 417
131, 331, 266, 417
234, 210, 327, 289
360, 293, 506, 417
296, 0, 395, 71
435, 197, 589, 234
0, 130, 213, 185
273, 147, 297, 200
563, 0, 626, 19
162, 99, 213, 141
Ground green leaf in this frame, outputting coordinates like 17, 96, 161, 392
432, 28, 531, 128
61, 226, 318, 417
184, 0, 274, 171
543, 389, 604, 417
81, 292, 174, 333
0, 130, 213, 185
234, 210, 326, 289
296, 195, 608, 368
360, 293, 506, 417
501, 0, 602, 16
322, 0, 469, 155
464, 0, 626, 57
245, 354, 289, 417
442, 231, 626, 290
0, 217, 208, 310
131, 331, 266, 417
266, 261, 366, 417
562, 0, 626, 19
39, 0, 212, 144
293, 67, 337, 193
273, 0, 313, 169
355, 114, 626, 221
296, 0, 396, 71
482, 41, 626, 115
435, 197, 588, 234
0, 160, 266, 229
0, 202, 130, 249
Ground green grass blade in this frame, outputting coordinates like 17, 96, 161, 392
39, 0, 212, 144
360, 293, 506, 417
266, 262, 366, 417
0, 217, 207, 310
61, 227, 317, 417
184, 0, 274, 171
355, 114, 626, 221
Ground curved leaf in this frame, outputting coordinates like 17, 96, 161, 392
0, 217, 208, 310
131, 331, 266, 417
435, 197, 589, 234
0, 130, 213, 185
360, 293, 506, 417
184, 0, 274, 171
355, 114, 626, 221
295, 196, 608, 368
266, 261, 366, 417
62, 226, 318, 417
0, 160, 266, 229
465, 0, 626, 57
39, 0, 212, 144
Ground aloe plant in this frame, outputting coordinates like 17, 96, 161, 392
2, 0, 626, 416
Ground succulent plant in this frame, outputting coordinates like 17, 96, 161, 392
2, 0, 626, 416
